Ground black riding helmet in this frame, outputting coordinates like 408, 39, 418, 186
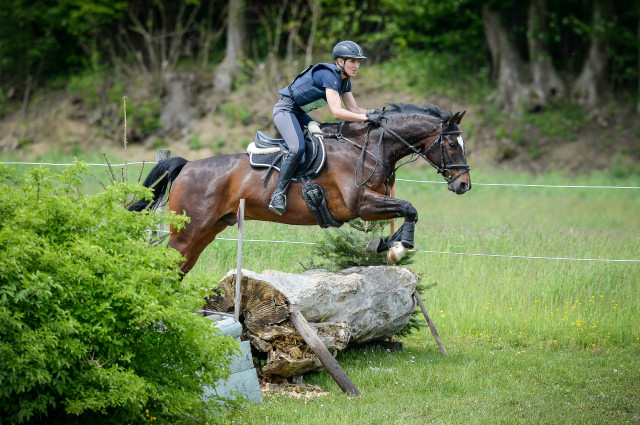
332, 41, 367, 60
332, 41, 366, 77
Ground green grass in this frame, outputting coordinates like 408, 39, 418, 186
183, 163, 639, 424
237, 342, 639, 424
2, 155, 638, 424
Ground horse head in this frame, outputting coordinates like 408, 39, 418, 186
379, 104, 471, 195
438, 110, 471, 194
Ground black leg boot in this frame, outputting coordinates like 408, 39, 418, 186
269, 152, 301, 215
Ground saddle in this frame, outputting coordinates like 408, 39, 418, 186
247, 121, 326, 182
247, 122, 342, 228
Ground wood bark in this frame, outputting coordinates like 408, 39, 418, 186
305, 0, 321, 66
204, 266, 418, 378
413, 291, 447, 356
290, 311, 360, 395
527, 0, 566, 106
481, 6, 529, 115
571, 2, 607, 110
214, 0, 245, 94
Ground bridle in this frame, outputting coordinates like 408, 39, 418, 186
317, 111, 470, 187
379, 117, 470, 184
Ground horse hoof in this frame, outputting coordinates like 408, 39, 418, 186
366, 238, 381, 254
387, 241, 406, 265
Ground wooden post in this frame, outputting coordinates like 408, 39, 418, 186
155, 149, 171, 240
234, 199, 245, 321
289, 310, 361, 396
413, 290, 448, 356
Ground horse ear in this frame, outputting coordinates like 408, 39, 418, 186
448, 112, 460, 127
457, 111, 466, 124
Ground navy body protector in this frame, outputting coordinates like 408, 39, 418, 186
279, 63, 350, 112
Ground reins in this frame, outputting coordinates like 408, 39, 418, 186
315, 121, 390, 187
317, 110, 470, 187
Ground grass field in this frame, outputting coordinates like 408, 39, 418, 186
181, 163, 639, 424
2, 156, 638, 424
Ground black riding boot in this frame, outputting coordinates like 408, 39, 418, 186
269, 152, 301, 215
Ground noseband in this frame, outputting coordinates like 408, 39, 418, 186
379, 119, 470, 184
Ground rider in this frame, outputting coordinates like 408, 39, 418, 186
268, 40, 382, 215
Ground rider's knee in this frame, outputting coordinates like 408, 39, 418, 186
289, 147, 305, 161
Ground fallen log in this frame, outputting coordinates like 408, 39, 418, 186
205, 266, 418, 378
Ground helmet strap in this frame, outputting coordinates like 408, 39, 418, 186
336, 58, 348, 78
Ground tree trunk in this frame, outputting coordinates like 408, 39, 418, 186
305, 0, 321, 65
571, 2, 607, 110
204, 267, 418, 378
527, 0, 566, 107
481, 6, 529, 115
214, 0, 245, 94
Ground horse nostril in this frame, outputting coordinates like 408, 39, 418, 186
460, 181, 468, 192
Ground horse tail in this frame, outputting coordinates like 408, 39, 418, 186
128, 157, 189, 212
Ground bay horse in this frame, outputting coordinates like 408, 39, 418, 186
129, 103, 471, 274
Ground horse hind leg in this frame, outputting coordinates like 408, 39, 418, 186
168, 220, 229, 275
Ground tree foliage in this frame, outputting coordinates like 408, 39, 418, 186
0, 164, 239, 424
0, 0, 638, 111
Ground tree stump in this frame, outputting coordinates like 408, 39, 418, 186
204, 266, 418, 378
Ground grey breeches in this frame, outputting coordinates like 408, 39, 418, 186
273, 97, 313, 160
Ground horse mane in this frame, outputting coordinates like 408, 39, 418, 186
383, 103, 452, 121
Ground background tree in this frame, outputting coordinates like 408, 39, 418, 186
481, 0, 638, 115
214, 0, 246, 93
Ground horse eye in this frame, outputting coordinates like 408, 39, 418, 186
448, 141, 457, 149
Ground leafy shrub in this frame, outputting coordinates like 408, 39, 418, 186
66, 72, 107, 110
301, 219, 390, 271
189, 136, 202, 150
218, 103, 251, 126
0, 164, 239, 424
376, 52, 491, 102
120, 98, 162, 139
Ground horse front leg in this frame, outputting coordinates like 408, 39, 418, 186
357, 192, 418, 265
366, 220, 416, 264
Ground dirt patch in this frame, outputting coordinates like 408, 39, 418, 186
260, 382, 330, 400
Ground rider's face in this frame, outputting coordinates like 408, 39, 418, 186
339, 58, 361, 78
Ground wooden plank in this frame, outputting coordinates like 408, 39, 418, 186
234, 199, 245, 321
289, 310, 360, 396
413, 290, 448, 356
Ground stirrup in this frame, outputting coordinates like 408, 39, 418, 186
269, 191, 287, 215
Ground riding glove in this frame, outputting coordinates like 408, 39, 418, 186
366, 110, 383, 126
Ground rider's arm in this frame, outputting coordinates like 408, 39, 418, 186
326, 88, 368, 122
342, 91, 371, 115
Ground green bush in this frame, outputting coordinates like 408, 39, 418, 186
218, 103, 251, 126
0, 164, 240, 424
301, 219, 389, 271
